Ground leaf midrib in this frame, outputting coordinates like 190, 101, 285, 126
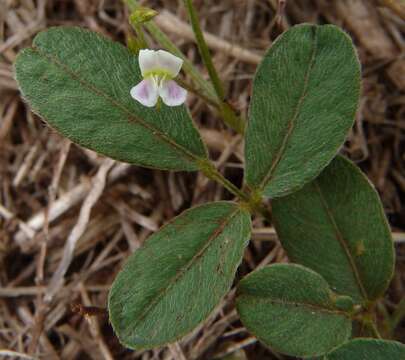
240, 295, 348, 316
259, 26, 318, 191
31, 45, 203, 165
314, 180, 368, 301
127, 206, 241, 335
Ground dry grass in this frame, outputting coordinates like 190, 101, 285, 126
1, 0, 405, 359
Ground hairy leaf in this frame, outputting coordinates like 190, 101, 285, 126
245, 24, 360, 198
272, 156, 394, 303
15, 27, 207, 171
321, 339, 405, 360
109, 202, 251, 349
236, 264, 352, 358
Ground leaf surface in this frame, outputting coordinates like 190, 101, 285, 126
321, 339, 405, 360
236, 264, 352, 358
109, 202, 251, 349
272, 156, 394, 303
245, 24, 360, 198
15, 27, 207, 171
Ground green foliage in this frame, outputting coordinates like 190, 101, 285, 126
14, 20, 402, 357
321, 339, 405, 359
272, 156, 394, 303
245, 24, 360, 198
108, 202, 251, 349
236, 264, 352, 358
15, 27, 207, 171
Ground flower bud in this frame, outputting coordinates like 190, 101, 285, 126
130, 7, 158, 25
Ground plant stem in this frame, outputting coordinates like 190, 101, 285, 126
198, 160, 249, 202
362, 316, 382, 339
183, 0, 225, 100
133, 24, 148, 49
175, 78, 219, 109
376, 302, 394, 339
198, 160, 271, 219
183, 0, 246, 134
368, 321, 382, 339
391, 298, 405, 332
218, 102, 246, 135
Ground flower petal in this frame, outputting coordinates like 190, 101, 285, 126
130, 78, 159, 107
159, 80, 187, 107
156, 50, 183, 77
138, 49, 158, 77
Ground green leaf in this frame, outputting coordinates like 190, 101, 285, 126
245, 24, 360, 198
236, 264, 352, 358
15, 27, 207, 171
321, 339, 405, 360
108, 201, 251, 349
272, 156, 394, 303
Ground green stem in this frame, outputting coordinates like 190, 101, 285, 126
219, 102, 246, 135
183, 0, 225, 100
362, 316, 382, 339
391, 298, 405, 332
133, 24, 148, 49
175, 78, 219, 109
198, 160, 271, 219
199, 160, 249, 202
183, 0, 245, 134
368, 321, 382, 339
376, 302, 393, 338
135, 27, 146, 48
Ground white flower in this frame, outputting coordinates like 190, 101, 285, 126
130, 49, 187, 107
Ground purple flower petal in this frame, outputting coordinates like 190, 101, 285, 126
130, 78, 159, 107
159, 80, 187, 107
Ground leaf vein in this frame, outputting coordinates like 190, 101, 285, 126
259, 26, 318, 191
314, 180, 368, 301
127, 207, 242, 335
242, 296, 348, 316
